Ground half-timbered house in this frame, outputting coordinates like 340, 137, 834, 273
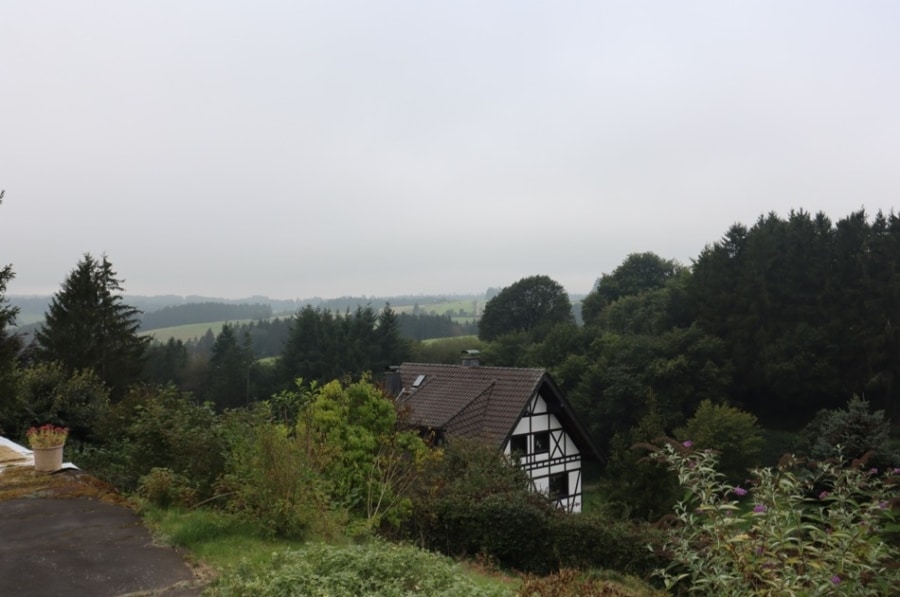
390, 357, 598, 512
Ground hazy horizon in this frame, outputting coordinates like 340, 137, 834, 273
3, 2, 898, 300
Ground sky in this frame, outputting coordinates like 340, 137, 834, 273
2, 1, 899, 300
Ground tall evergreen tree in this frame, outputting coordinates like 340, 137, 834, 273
206, 323, 254, 410
34, 253, 149, 400
0, 191, 23, 430
1, 267, 23, 427
376, 303, 410, 369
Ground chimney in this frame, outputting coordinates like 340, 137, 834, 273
460, 349, 481, 367
384, 365, 402, 397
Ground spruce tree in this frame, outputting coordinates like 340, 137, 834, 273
35, 253, 148, 400
0, 191, 24, 426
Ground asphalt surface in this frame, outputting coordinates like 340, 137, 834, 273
0, 493, 205, 596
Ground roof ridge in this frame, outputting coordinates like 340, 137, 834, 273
400, 362, 546, 373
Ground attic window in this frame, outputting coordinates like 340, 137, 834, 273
412, 374, 426, 388
533, 431, 549, 454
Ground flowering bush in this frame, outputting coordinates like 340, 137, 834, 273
26, 424, 69, 448
649, 440, 899, 596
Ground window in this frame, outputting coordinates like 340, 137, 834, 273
548, 473, 569, 500
533, 431, 549, 454
509, 435, 527, 456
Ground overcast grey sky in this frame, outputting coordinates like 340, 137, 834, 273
2, 1, 899, 299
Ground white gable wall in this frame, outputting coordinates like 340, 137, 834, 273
504, 392, 585, 513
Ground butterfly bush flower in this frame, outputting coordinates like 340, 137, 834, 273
650, 442, 900, 594
682, 440, 693, 448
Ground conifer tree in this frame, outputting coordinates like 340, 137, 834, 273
0, 191, 24, 422
34, 253, 148, 400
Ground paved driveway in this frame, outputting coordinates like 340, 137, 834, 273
0, 469, 206, 596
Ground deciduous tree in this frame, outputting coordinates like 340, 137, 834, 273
582, 252, 684, 326
477, 275, 573, 342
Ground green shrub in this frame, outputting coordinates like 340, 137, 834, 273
549, 513, 667, 579
674, 400, 763, 482
209, 540, 513, 597
218, 417, 335, 540
430, 490, 553, 573
402, 439, 662, 577
401, 439, 548, 570
651, 440, 900, 595
89, 384, 225, 494
519, 568, 665, 597
800, 396, 899, 469
5, 362, 110, 443
138, 467, 197, 508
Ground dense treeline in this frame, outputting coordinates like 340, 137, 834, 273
396, 311, 476, 340
278, 305, 409, 387
471, 210, 900, 481
691, 210, 900, 426
140, 302, 273, 330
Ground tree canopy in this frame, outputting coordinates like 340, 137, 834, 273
581, 252, 685, 326
278, 304, 409, 387
477, 275, 573, 342
34, 253, 149, 400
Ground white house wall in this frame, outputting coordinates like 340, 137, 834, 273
504, 391, 585, 513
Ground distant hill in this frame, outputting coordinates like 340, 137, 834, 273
8, 293, 489, 330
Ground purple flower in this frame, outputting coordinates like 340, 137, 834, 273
819, 491, 830, 500
753, 504, 767, 514
879, 501, 889, 510
682, 440, 693, 448
734, 487, 748, 497
831, 575, 841, 585
869, 467, 878, 475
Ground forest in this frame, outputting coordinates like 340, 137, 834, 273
2, 207, 899, 595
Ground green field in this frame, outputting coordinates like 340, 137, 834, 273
141, 319, 256, 343
393, 299, 480, 317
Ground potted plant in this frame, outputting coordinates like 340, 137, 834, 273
27, 424, 68, 472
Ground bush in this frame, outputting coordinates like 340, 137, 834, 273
402, 439, 663, 577
549, 513, 667, 579
209, 540, 513, 597
519, 568, 665, 597
85, 384, 225, 495
800, 396, 899, 469
217, 414, 335, 540
5, 362, 110, 443
651, 440, 900, 595
674, 400, 763, 482
401, 439, 545, 569
138, 467, 198, 508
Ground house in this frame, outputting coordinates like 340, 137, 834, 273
389, 355, 599, 512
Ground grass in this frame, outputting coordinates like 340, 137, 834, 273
140, 505, 519, 595
141, 506, 295, 571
